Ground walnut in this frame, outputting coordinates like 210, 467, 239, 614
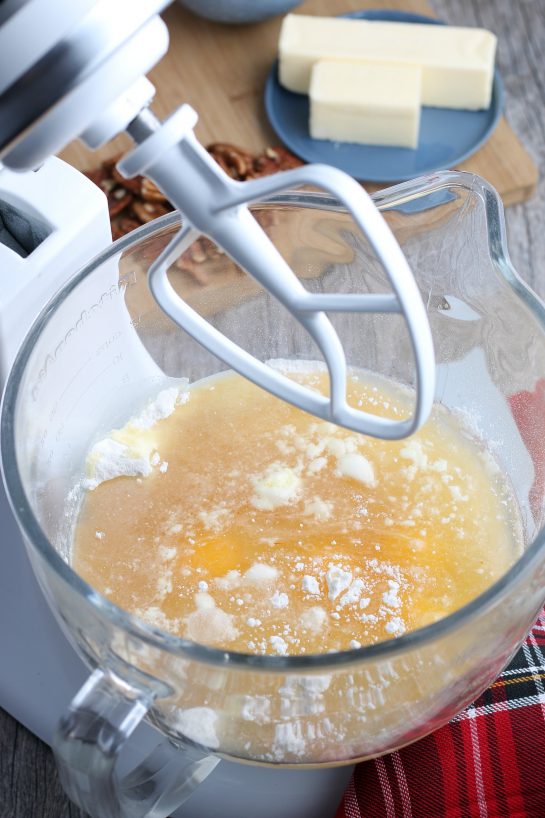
141, 177, 168, 203
207, 142, 253, 180
107, 188, 132, 218
132, 200, 171, 223
112, 166, 142, 195
84, 143, 303, 282
111, 216, 142, 241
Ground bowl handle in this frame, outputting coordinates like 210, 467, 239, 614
53, 667, 219, 818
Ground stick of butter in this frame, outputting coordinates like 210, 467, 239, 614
309, 61, 421, 149
279, 14, 497, 110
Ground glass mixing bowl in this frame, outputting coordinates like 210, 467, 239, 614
3, 171, 545, 818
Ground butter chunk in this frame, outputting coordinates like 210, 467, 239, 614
279, 14, 497, 110
310, 61, 421, 149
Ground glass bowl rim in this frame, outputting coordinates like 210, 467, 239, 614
3, 169, 545, 672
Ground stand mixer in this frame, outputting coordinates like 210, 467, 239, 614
0, 1, 439, 816
0, 0, 434, 439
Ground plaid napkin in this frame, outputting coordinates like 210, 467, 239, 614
335, 607, 545, 818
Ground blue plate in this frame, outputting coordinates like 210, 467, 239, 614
264, 9, 503, 183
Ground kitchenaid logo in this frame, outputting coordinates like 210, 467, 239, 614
30, 272, 137, 401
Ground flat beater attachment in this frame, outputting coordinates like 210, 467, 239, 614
118, 104, 435, 440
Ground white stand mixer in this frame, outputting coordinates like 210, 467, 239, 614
0, 1, 435, 815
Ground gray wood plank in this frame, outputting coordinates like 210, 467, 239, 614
0, 708, 86, 818
434, 0, 545, 299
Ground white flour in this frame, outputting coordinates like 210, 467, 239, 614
250, 463, 302, 510
85, 385, 188, 489
173, 707, 219, 750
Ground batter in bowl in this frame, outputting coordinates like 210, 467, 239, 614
73, 363, 523, 656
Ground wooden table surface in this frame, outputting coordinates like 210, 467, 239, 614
2, 0, 545, 816
58, 0, 538, 207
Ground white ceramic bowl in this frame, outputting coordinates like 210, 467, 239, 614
177, 0, 302, 23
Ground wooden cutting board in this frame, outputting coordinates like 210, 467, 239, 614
61, 0, 538, 206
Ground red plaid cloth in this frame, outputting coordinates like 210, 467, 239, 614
335, 608, 545, 818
